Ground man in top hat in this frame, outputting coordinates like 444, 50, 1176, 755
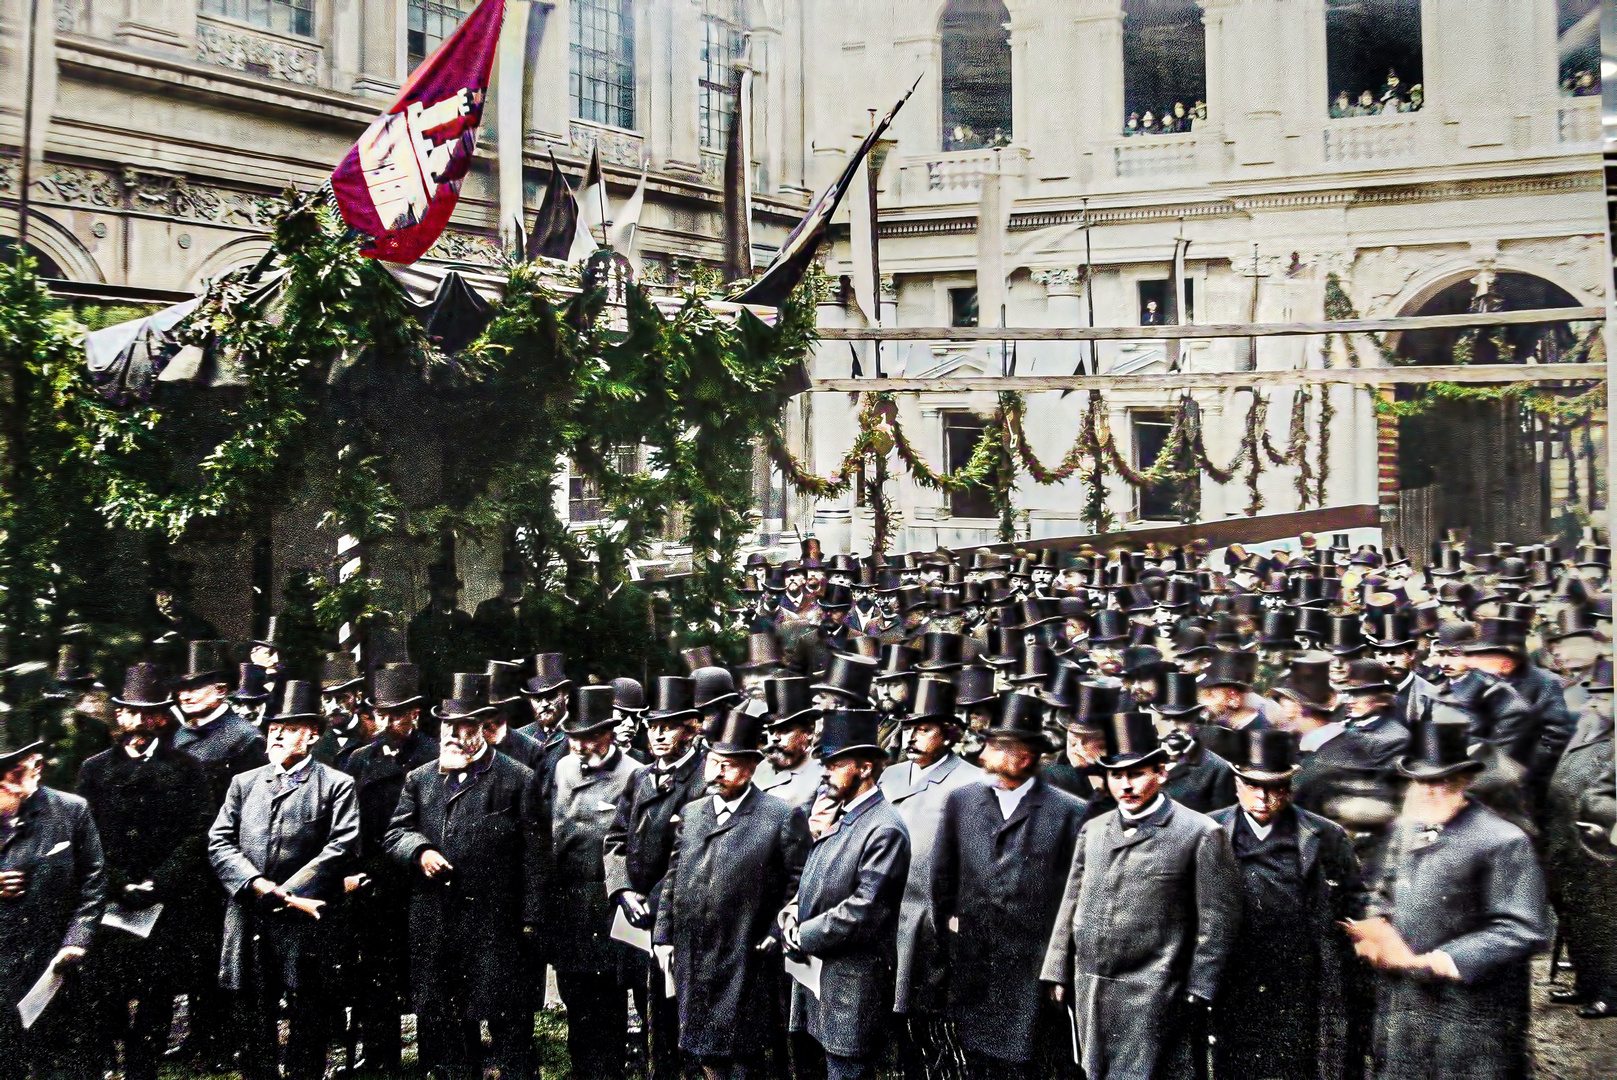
539, 684, 643, 1080
480, 663, 547, 771
77, 664, 212, 1080
738, 631, 793, 704
1198, 649, 1279, 731
1347, 717, 1549, 1080
757, 677, 824, 809
207, 680, 360, 1080
384, 672, 542, 1080
1155, 670, 1237, 814
315, 652, 376, 772
609, 677, 650, 761
38, 641, 112, 793
0, 721, 105, 1080
1438, 622, 1536, 767
878, 677, 982, 1078
231, 663, 273, 732
338, 662, 438, 1075
1463, 617, 1576, 810
654, 708, 812, 1080
1543, 607, 1603, 722
812, 652, 877, 714
932, 692, 1085, 1079
470, 554, 531, 663
407, 561, 478, 704
604, 676, 708, 1080
247, 617, 286, 701
1040, 710, 1240, 1080
1041, 682, 1116, 819
871, 643, 920, 755
517, 653, 574, 798
780, 709, 910, 1080
1208, 730, 1366, 1080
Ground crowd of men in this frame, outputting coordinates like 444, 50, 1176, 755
1122, 99, 1206, 137
1, 528, 1614, 1080
1328, 70, 1424, 117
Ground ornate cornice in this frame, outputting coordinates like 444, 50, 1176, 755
0, 156, 286, 229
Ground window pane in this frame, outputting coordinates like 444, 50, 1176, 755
406, 0, 478, 71
1557, 0, 1599, 96
201, 0, 314, 39
699, 1, 747, 150
571, 0, 636, 129
1325, 0, 1424, 116
940, 0, 1012, 151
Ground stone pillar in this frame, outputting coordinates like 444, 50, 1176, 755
1034, 267, 1087, 376
117, 0, 195, 55
751, 10, 784, 195
530, 0, 571, 141
1071, 0, 1124, 186
664, 0, 704, 176
353, 0, 406, 98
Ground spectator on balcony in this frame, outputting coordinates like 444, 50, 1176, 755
1379, 69, 1406, 111
1143, 300, 1163, 327
1331, 90, 1352, 118
1193, 100, 1207, 123
1171, 102, 1191, 132
1125, 112, 1140, 136
1566, 69, 1598, 96
1140, 110, 1156, 134
1405, 84, 1423, 111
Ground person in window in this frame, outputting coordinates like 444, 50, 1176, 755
1193, 100, 1207, 123
1140, 110, 1155, 134
1142, 300, 1162, 327
1356, 89, 1377, 116
1332, 90, 1352, 118
1406, 84, 1424, 111
1379, 69, 1405, 111
1172, 101, 1189, 132
1124, 112, 1139, 136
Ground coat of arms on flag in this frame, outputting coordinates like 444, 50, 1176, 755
331, 0, 505, 264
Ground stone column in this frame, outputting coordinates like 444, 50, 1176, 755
751, 9, 784, 195
530, 0, 572, 142
1034, 267, 1087, 376
353, 0, 406, 98
664, 0, 704, 176
1071, 0, 1124, 186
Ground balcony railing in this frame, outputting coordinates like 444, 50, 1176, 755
896, 146, 1029, 204
1558, 98, 1600, 147
1323, 115, 1418, 165
1113, 133, 1202, 180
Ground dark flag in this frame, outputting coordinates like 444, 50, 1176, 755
528, 148, 579, 261
736, 73, 921, 308
722, 64, 754, 282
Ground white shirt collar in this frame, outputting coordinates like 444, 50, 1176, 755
990, 774, 1035, 818
1243, 812, 1274, 841
1299, 720, 1346, 753
1118, 793, 1166, 821
844, 785, 879, 814
275, 753, 315, 778
712, 787, 749, 816
123, 737, 160, 760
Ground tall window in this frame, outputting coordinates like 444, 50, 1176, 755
1558, 0, 1599, 96
944, 412, 995, 518
699, 1, 747, 150
408, 0, 476, 69
940, 0, 1012, 151
1133, 412, 1177, 520
1325, 0, 1423, 116
201, 0, 313, 38
1137, 279, 1193, 325
1121, 1, 1206, 136
572, 0, 636, 129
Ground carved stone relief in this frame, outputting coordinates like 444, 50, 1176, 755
195, 20, 321, 86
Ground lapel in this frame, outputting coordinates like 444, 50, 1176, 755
997, 776, 1044, 838
0, 794, 39, 861
1294, 806, 1321, 878
707, 785, 758, 841
268, 761, 313, 807
885, 762, 926, 803
821, 788, 883, 845
1106, 796, 1172, 853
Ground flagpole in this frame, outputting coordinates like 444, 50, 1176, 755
16, 0, 41, 254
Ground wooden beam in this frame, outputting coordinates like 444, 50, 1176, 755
817, 306, 1603, 342
811, 363, 1607, 394
954, 505, 1383, 556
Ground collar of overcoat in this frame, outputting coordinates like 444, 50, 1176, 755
1105, 793, 1177, 852
1217, 803, 1321, 879
886, 753, 964, 803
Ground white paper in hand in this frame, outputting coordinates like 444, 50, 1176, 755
784, 953, 822, 998
17, 964, 65, 1029
610, 905, 653, 954
103, 901, 163, 939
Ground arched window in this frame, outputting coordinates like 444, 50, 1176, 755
1325, 0, 1423, 117
699, 0, 748, 150
1122, 1, 1206, 136
940, 0, 1012, 152
572, 0, 636, 129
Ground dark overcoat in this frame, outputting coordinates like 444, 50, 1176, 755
1505, 664, 1574, 783
653, 785, 810, 1058
76, 741, 212, 959
1440, 672, 1533, 765
0, 787, 106, 1010
172, 708, 269, 809
207, 759, 360, 990
1542, 711, 1617, 1000
603, 749, 709, 910
384, 749, 544, 1018
1208, 804, 1366, 1080
1368, 798, 1548, 1080
490, 727, 546, 772
790, 790, 910, 1059
1162, 738, 1236, 813
1040, 796, 1241, 1080
931, 777, 1085, 1063
539, 748, 642, 972
1293, 713, 1409, 818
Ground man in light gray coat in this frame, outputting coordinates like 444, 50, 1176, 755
879, 676, 981, 1078
1040, 710, 1239, 1080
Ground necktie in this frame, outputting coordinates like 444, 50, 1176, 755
716, 806, 731, 826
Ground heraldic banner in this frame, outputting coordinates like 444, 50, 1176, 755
331, 0, 506, 264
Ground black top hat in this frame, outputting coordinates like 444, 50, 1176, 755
1154, 670, 1202, 718
178, 640, 232, 688
1586, 654, 1614, 693
1410, 602, 1442, 636
1461, 617, 1527, 655
1228, 728, 1300, 783
985, 691, 1051, 749
708, 707, 766, 758
268, 680, 325, 726
1384, 543, 1410, 567
956, 665, 998, 708
1009, 642, 1055, 686
1257, 609, 1298, 648
681, 645, 718, 673
370, 663, 424, 711
1293, 607, 1330, 641
765, 676, 819, 728
1398, 714, 1483, 780
1159, 579, 1196, 610
1495, 557, 1529, 583
487, 660, 525, 705
1068, 680, 1122, 732
984, 625, 1021, 667
818, 710, 884, 761
1365, 611, 1413, 648
51, 642, 96, 688
1120, 646, 1167, 680
113, 662, 174, 709
812, 652, 877, 707
828, 553, 859, 574
1171, 625, 1215, 658
1287, 576, 1327, 608
250, 616, 286, 650
647, 676, 699, 722
1038, 659, 1087, 710
840, 634, 882, 661
875, 568, 904, 594
1338, 659, 1395, 695
1497, 601, 1535, 627
1099, 711, 1167, 769
896, 585, 935, 616
1524, 561, 1556, 590
320, 652, 364, 694
1090, 610, 1130, 644
562, 684, 617, 735
874, 643, 921, 682
1547, 606, 1596, 642
1325, 614, 1366, 656
610, 677, 647, 713
916, 631, 966, 672
738, 632, 787, 672
231, 663, 272, 704
434, 673, 494, 722
1201, 649, 1256, 690
1430, 547, 1465, 577
1576, 543, 1611, 569
523, 653, 572, 696
1273, 654, 1336, 711
820, 583, 853, 610
906, 677, 959, 723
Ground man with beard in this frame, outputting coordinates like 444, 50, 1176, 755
778, 561, 813, 620
756, 677, 824, 809
780, 710, 910, 1080
736, 632, 791, 706
604, 676, 708, 1080
230, 663, 273, 733
208, 680, 359, 1080
1198, 649, 1278, 731
655, 708, 811, 1080
872, 643, 919, 756
77, 664, 212, 1080
315, 652, 375, 771
1155, 670, 1237, 813
337, 663, 438, 1075
1041, 711, 1240, 1080
1347, 718, 1548, 1080
247, 617, 286, 704
540, 685, 642, 1080
0, 725, 105, 1080
516, 653, 572, 793
1464, 617, 1576, 811
169, 639, 267, 1068
879, 677, 982, 1079
849, 566, 882, 635
1209, 729, 1365, 1080
482, 663, 546, 771
1433, 622, 1534, 764
385, 676, 542, 1080
803, 585, 855, 674
933, 692, 1084, 1079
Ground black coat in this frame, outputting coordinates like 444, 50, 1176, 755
0, 787, 106, 1010
1293, 713, 1409, 819
171, 708, 269, 810
489, 726, 546, 773
653, 786, 810, 1058
76, 740, 213, 956
1368, 799, 1549, 1080
1440, 671, 1534, 765
931, 778, 1085, 1063
1505, 664, 1575, 784
603, 750, 709, 911
1208, 805, 1366, 1080
1542, 712, 1617, 999
385, 749, 545, 1019
1163, 737, 1237, 814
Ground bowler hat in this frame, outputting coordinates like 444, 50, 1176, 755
955, 665, 998, 708
985, 692, 1052, 750
764, 676, 818, 728
433, 673, 494, 722
561, 685, 617, 735
647, 676, 699, 722
320, 652, 364, 694
178, 640, 232, 689
268, 680, 325, 726
906, 677, 959, 723
231, 663, 272, 704
0, 723, 46, 772
812, 652, 877, 707
1099, 711, 1167, 769
1120, 646, 1167, 680
692, 666, 740, 711
1397, 715, 1483, 780
113, 662, 174, 709
610, 677, 647, 714
1228, 728, 1300, 784
817, 710, 884, 761
708, 707, 766, 758
1154, 670, 1203, 718
523, 653, 571, 696
369, 663, 424, 711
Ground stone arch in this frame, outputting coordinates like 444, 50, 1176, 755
186, 234, 274, 292
0, 210, 106, 282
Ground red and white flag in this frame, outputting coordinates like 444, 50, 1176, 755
331, 0, 505, 264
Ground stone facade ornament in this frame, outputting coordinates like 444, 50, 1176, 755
425, 230, 502, 265
195, 20, 321, 86
569, 121, 645, 168
1032, 267, 1089, 296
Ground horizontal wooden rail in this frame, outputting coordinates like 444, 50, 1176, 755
811, 363, 1608, 394
956, 505, 1383, 556
817, 306, 1604, 342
